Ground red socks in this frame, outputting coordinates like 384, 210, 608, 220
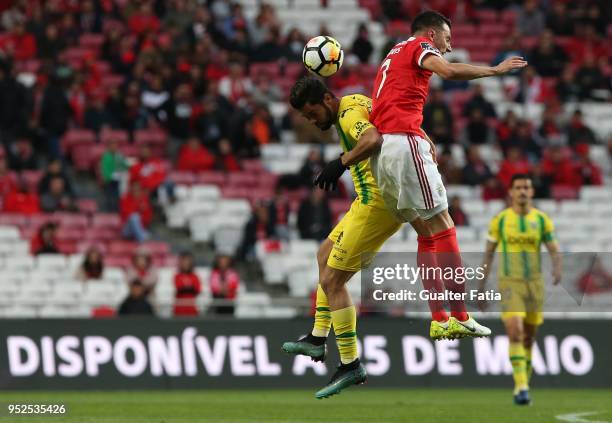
417, 235, 448, 322
431, 227, 468, 322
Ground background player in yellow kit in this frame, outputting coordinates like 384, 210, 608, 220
479, 173, 562, 406
282, 77, 439, 399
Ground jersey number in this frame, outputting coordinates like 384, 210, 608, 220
375, 58, 391, 99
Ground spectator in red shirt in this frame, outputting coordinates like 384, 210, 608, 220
4, 180, 40, 215
173, 252, 202, 317
448, 196, 469, 227
1, 20, 36, 61
209, 255, 240, 315
574, 145, 603, 186
120, 181, 152, 243
541, 146, 578, 187
176, 135, 215, 172
128, 2, 160, 35
482, 176, 506, 201
217, 138, 241, 172
129, 143, 176, 201
31, 222, 60, 255
498, 147, 531, 188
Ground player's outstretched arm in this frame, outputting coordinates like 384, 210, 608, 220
422, 54, 527, 80
478, 240, 498, 310
545, 240, 562, 285
340, 127, 382, 167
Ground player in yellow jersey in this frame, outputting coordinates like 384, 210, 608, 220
282, 77, 441, 399
479, 173, 562, 406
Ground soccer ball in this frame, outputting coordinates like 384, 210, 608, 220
302, 35, 344, 78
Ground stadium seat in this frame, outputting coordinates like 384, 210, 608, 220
0, 225, 21, 241
92, 213, 122, 229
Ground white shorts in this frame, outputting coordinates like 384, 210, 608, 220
370, 133, 448, 222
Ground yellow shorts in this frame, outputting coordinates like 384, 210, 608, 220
499, 277, 544, 326
327, 199, 402, 272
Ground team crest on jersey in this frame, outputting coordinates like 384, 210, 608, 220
420, 42, 441, 55
530, 220, 538, 229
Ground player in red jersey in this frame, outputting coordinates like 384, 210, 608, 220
369, 11, 527, 338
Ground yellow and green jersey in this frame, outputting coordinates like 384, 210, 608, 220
335, 94, 385, 209
488, 207, 555, 280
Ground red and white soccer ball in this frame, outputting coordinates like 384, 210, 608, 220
302, 35, 344, 78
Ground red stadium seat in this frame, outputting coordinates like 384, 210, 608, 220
452, 24, 477, 37
474, 9, 498, 23
76, 199, 98, 214
168, 171, 196, 185
109, 240, 138, 256
92, 213, 122, 229
100, 128, 129, 145
197, 172, 226, 186
222, 186, 251, 199
29, 214, 60, 229
57, 240, 77, 254
61, 129, 96, 156
0, 214, 28, 228
134, 128, 167, 146
141, 241, 170, 256
241, 159, 266, 173
55, 213, 89, 228
79, 33, 105, 50
77, 241, 108, 254
227, 172, 259, 187
56, 227, 83, 241
551, 185, 579, 200
479, 24, 509, 36
250, 62, 280, 78
74, 144, 105, 172
101, 74, 125, 89
105, 255, 132, 268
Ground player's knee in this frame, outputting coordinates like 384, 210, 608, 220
320, 274, 344, 296
508, 329, 523, 343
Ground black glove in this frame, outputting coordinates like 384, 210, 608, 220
313, 156, 348, 191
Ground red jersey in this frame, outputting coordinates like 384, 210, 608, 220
371, 36, 442, 136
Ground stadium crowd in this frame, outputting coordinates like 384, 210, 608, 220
0, 0, 609, 316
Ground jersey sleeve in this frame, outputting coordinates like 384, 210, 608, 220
487, 214, 501, 243
541, 213, 555, 242
415, 40, 442, 68
339, 106, 375, 142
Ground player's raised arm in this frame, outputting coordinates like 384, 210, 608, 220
421, 54, 528, 80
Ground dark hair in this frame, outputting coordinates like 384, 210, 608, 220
411, 11, 452, 34
179, 251, 195, 272
510, 173, 532, 186
289, 77, 332, 110
83, 247, 104, 279
213, 254, 233, 270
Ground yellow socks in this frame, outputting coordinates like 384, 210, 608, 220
331, 305, 358, 364
312, 284, 331, 338
509, 342, 528, 394
525, 346, 533, 383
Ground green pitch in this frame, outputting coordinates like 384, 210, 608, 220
3, 389, 611, 423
